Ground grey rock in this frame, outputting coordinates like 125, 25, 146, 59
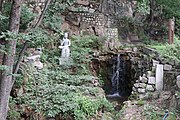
138, 94, 147, 99
132, 87, 137, 92
140, 76, 148, 83
134, 83, 146, 88
176, 75, 180, 89
137, 88, 146, 93
147, 71, 152, 77
89, 8, 95, 13
148, 77, 156, 85
146, 85, 155, 92
152, 91, 160, 99
133, 47, 138, 52
164, 64, 172, 71
134, 83, 139, 88
152, 59, 159, 67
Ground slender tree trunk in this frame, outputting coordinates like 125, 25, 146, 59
0, 0, 3, 12
149, 0, 155, 25
0, 0, 22, 119
34, 0, 51, 28
13, 0, 51, 84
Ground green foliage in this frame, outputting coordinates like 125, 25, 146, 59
155, 0, 180, 36
11, 34, 113, 119
144, 104, 162, 120
0, 65, 9, 70
48, 0, 76, 13
71, 35, 102, 63
136, 0, 150, 15
20, 4, 36, 30
7, 97, 21, 120
43, 12, 62, 32
144, 104, 178, 120
150, 36, 180, 63
42, 0, 76, 32
0, 3, 35, 32
0, 2, 11, 31
28, 28, 50, 47
155, 0, 180, 19
136, 99, 145, 106
16, 67, 112, 119
74, 96, 113, 120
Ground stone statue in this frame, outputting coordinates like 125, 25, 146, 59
59, 32, 71, 58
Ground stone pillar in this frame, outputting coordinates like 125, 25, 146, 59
156, 64, 164, 91
168, 18, 175, 44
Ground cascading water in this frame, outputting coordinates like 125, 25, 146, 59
110, 54, 121, 96
107, 54, 131, 98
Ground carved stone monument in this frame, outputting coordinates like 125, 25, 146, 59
59, 32, 71, 65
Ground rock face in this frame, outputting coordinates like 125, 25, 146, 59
60, 0, 139, 44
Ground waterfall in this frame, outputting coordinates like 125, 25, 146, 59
108, 54, 122, 97
106, 54, 132, 98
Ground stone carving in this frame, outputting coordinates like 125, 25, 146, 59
59, 32, 71, 58
25, 48, 43, 70
155, 64, 164, 91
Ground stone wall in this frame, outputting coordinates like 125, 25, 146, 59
95, 46, 180, 111
130, 47, 180, 111
61, 0, 136, 42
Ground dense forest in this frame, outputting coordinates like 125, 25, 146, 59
0, 0, 179, 120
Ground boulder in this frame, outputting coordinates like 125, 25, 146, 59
164, 64, 172, 71
148, 77, 156, 85
76, 0, 89, 5
134, 83, 146, 88
146, 85, 155, 92
139, 76, 148, 83
147, 71, 152, 77
137, 88, 146, 93
132, 87, 137, 92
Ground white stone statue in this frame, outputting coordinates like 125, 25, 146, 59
59, 32, 71, 58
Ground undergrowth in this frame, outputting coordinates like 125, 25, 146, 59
9, 35, 114, 120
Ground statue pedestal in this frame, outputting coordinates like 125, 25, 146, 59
59, 57, 73, 66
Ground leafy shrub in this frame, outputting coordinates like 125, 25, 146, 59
20, 4, 36, 30
151, 36, 180, 62
12, 35, 110, 119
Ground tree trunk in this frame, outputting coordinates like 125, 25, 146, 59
12, 0, 51, 84
149, 0, 155, 25
0, 0, 3, 12
34, 0, 51, 28
0, 0, 22, 119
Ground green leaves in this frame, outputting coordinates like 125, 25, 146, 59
20, 4, 36, 30
151, 36, 180, 63
0, 65, 9, 70
136, 0, 150, 15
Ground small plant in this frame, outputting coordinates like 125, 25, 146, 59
136, 99, 145, 106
